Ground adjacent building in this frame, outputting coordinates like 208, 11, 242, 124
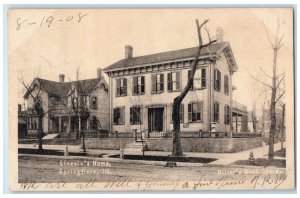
23, 69, 109, 138
104, 40, 248, 137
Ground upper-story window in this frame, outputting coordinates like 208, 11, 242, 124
224, 75, 229, 95
152, 74, 164, 94
167, 71, 181, 92
62, 97, 68, 106
132, 76, 145, 95
116, 78, 127, 97
91, 96, 98, 109
214, 69, 221, 92
188, 68, 206, 89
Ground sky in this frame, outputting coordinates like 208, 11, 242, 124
9, 8, 293, 115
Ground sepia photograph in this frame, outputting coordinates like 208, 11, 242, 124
7, 7, 295, 191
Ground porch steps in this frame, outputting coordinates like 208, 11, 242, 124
42, 133, 59, 140
123, 141, 147, 155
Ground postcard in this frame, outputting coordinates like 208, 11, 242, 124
8, 7, 295, 191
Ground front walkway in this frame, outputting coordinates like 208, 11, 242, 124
18, 142, 285, 166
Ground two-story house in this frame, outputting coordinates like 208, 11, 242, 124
104, 40, 246, 137
23, 68, 109, 138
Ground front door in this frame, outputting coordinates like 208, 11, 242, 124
148, 108, 164, 132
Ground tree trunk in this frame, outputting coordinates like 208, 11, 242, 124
268, 50, 278, 161
252, 111, 257, 132
172, 97, 183, 156
281, 104, 285, 150
37, 117, 43, 152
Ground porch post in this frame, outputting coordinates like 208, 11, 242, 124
58, 116, 62, 134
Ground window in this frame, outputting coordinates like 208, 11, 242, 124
171, 104, 184, 122
116, 78, 127, 96
224, 105, 230, 124
188, 102, 203, 122
214, 69, 221, 91
91, 96, 98, 109
214, 102, 220, 122
130, 106, 142, 125
188, 68, 206, 89
133, 76, 145, 95
167, 71, 181, 92
152, 74, 164, 94
113, 107, 125, 125
224, 75, 229, 95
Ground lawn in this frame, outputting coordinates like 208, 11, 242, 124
233, 158, 286, 168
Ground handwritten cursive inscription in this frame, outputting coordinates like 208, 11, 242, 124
16, 12, 88, 31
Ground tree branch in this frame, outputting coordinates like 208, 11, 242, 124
275, 91, 285, 103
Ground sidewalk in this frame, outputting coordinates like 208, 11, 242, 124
18, 142, 285, 166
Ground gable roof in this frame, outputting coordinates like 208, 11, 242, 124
24, 77, 106, 99
104, 42, 232, 72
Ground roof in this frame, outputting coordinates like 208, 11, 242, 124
24, 78, 105, 99
104, 42, 231, 72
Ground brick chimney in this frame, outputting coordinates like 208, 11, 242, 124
59, 74, 65, 83
125, 45, 133, 59
216, 27, 224, 42
97, 68, 102, 79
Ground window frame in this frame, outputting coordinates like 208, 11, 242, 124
214, 69, 221, 92
188, 68, 206, 90
113, 106, 125, 125
188, 102, 203, 123
116, 78, 127, 97
130, 106, 142, 125
224, 105, 230, 124
152, 73, 164, 94
167, 71, 181, 92
91, 96, 98, 109
132, 76, 145, 95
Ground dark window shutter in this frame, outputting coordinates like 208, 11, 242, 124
176, 71, 181, 90
133, 77, 137, 95
188, 103, 192, 122
201, 68, 206, 88
113, 108, 117, 124
141, 76, 145, 94
116, 79, 120, 96
167, 73, 172, 91
130, 107, 133, 125
218, 71, 222, 91
151, 75, 156, 94
224, 105, 227, 124
123, 79, 127, 95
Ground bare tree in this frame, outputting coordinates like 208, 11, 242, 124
19, 74, 50, 152
247, 20, 285, 161
69, 67, 91, 152
172, 19, 217, 156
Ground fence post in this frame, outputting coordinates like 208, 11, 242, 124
133, 129, 137, 141
115, 131, 118, 138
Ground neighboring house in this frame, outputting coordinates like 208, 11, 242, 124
23, 69, 109, 138
257, 108, 284, 139
104, 40, 248, 137
18, 104, 27, 138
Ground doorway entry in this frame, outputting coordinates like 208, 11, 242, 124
148, 107, 164, 132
